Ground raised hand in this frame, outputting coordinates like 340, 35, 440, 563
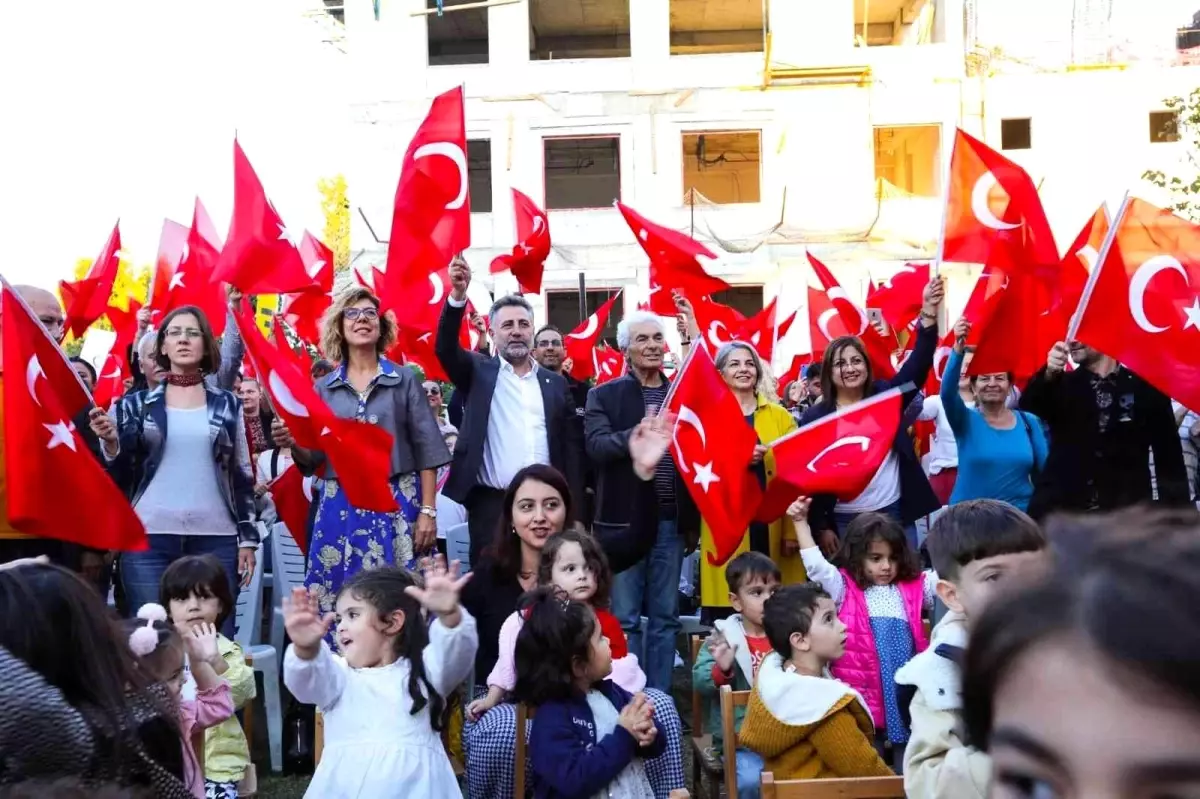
922, 275, 946, 313
89, 407, 118, 445
1047, 341, 1069, 374
406, 554, 472, 624
629, 413, 674, 481
283, 586, 335, 658
184, 622, 220, 664
786, 496, 811, 522
707, 630, 736, 674
272, 417, 295, 449
448, 256, 471, 302
952, 317, 972, 351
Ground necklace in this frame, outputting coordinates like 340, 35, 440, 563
164, 372, 204, 387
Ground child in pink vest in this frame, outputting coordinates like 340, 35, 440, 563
788, 498, 934, 772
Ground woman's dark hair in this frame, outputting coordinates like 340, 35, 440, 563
962, 507, 1200, 750
68, 356, 97, 385
158, 555, 235, 628
512, 587, 599, 706
154, 306, 221, 374
485, 464, 573, 579
0, 778, 154, 799
338, 567, 446, 731
537, 528, 613, 608
837, 512, 920, 589
819, 336, 875, 406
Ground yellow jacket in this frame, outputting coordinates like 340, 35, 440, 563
739, 653, 893, 781
205, 635, 257, 783
699, 396, 804, 607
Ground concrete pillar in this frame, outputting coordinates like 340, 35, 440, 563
630, 0, 670, 64
489, 0, 531, 66
769, 0, 854, 65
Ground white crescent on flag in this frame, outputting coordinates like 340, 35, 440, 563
1129, 255, 1188, 334
269, 371, 310, 418
26, 356, 45, 408
413, 142, 469, 210
971, 172, 1020, 231
806, 435, 871, 473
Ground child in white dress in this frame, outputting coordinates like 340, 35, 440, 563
282, 556, 478, 798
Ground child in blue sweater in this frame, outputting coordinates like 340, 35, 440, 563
514, 587, 665, 799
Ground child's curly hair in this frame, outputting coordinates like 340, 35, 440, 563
511, 587, 598, 707
837, 512, 921, 589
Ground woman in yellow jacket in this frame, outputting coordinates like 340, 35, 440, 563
698, 340, 806, 619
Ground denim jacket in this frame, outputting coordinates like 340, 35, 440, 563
104, 383, 259, 547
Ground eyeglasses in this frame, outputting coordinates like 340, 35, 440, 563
536, 339, 564, 349
425, 386, 441, 396
165, 327, 203, 340
344, 307, 379, 321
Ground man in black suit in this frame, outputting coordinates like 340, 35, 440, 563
532, 324, 594, 525
435, 258, 584, 563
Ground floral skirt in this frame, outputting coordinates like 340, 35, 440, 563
305, 474, 420, 618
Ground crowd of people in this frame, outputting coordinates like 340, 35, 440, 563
1, 249, 1199, 799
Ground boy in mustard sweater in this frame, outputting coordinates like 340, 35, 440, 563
738, 583, 892, 782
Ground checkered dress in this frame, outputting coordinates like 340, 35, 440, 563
463, 687, 686, 798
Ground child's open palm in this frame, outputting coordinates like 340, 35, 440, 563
283, 587, 335, 651
707, 630, 736, 674
406, 554, 472, 617
183, 622, 220, 664
786, 496, 812, 522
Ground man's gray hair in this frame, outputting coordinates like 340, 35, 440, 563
488, 294, 534, 327
616, 311, 665, 351
136, 330, 157, 357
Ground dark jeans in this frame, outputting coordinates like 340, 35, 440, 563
611, 519, 683, 692
121, 534, 240, 636
464, 485, 507, 566
0, 537, 78, 568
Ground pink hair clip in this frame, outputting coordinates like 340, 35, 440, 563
129, 603, 168, 657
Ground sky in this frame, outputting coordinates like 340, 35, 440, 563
0, 0, 348, 289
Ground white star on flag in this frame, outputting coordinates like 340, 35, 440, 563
1185, 297, 1200, 331
278, 224, 301, 248
307, 259, 327, 279
519, 244, 533, 255
169, 272, 186, 290
43, 420, 78, 452
692, 461, 720, 492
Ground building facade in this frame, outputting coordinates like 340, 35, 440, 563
340, 0, 1200, 366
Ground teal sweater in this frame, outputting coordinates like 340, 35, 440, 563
691, 616, 754, 753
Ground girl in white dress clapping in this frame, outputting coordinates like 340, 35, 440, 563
282, 556, 477, 798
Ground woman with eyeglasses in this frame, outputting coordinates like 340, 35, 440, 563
272, 288, 451, 619
89, 305, 258, 624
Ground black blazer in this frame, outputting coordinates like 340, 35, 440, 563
435, 300, 584, 508
798, 321, 941, 535
1019, 364, 1189, 519
585, 372, 700, 573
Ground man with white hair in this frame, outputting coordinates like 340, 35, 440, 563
585, 309, 700, 692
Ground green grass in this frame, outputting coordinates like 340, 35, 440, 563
256, 774, 311, 799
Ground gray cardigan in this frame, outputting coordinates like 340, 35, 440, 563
303, 358, 451, 480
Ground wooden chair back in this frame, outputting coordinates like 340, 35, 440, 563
689, 635, 705, 733
314, 709, 324, 766
759, 773, 905, 798
513, 702, 537, 799
720, 684, 752, 799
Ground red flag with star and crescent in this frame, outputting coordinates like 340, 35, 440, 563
212, 140, 317, 296
565, 292, 621, 381
593, 344, 625, 385
754, 388, 903, 523
163, 199, 229, 337
147, 218, 189, 319
617, 202, 731, 316
234, 309, 398, 512
60, 221, 123, 339
1071, 198, 1200, 413
807, 253, 896, 379
2, 282, 148, 550
280, 232, 335, 349
662, 342, 762, 567
491, 188, 550, 295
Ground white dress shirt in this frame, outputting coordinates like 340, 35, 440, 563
480, 357, 551, 489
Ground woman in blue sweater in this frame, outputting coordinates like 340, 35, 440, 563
940, 317, 1048, 511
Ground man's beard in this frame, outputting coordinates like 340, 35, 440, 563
502, 342, 529, 364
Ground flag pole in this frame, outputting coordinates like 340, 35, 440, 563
1065, 192, 1130, 343
932, 130, 955, 279
0, 275, 95, 400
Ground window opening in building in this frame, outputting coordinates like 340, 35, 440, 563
467, 140, 493, 213
669, 0, 764, 55
543, 137, 622, 210
873, 125, 941, 197
682, 131, 762, 204
1000, 118, 1032, 151
710, 286, 764, 320
854, 0, 936, 46
530, 0, 631, 60
427, 0, 489, 66
1149, 111, 1180, 143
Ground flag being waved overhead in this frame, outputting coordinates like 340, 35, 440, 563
60, 221, 122, 339
164, 199, 229, 337
235, 310, 398, 513
148, 218, 189, 317
1070, 197, 1200, 413
564, 291, 621, 381
663, 342, 762, 567
806, 253, 896, 379
1, 281, 147, 551
617, 202, 731, 316
491, 188, 550, 295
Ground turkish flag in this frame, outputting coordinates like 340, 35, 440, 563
867, 263, 930, 330
1072, 198, 1200, 412
92, 352, 128, 409
692, 297, 793, 364
617, 202, 731, 316
148, 219, 189, 317
776, 352, 812, 388
383, 86, 471, 301
754, 388, 903, 523
806, 253, 896, 379
692, 296, 746, 350
593, 344, 625, 385
565, 292, 621, 380
212, 140, 317, 295
271, 464, 314, 555
236, 310, 398, 512
280, 232, 335, 348
390, 328, 449, 383
663, 343, 762, 567
105, 298, 143, 364
60, 222, 122, 339
163, 199, 229, 337
942, 128, 1058, 271
1, 283, 147, 550
491, 188, 550, 295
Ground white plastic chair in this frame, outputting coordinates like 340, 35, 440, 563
233, 545, 283, 773
444, 521, 471, 572
270, 522, 309, 659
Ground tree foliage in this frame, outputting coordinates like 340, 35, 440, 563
65, 257, 152, 334
1142, 89, 1200, 222
318, 174, 350, 271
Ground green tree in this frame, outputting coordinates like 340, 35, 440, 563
318, 174, 350, 271
1142, 89, 1200, 222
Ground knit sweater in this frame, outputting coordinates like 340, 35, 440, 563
738, 653, 893, 781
